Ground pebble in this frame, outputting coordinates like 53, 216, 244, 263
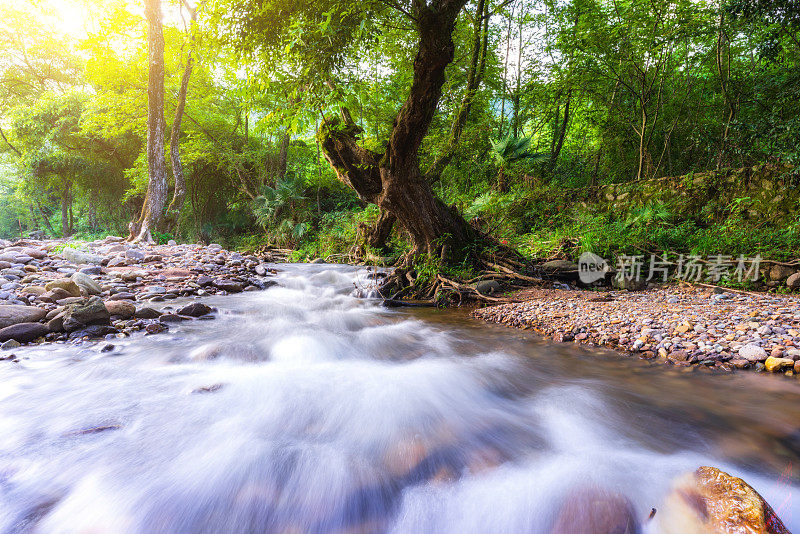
0, 237, 282, 347
474, 285, 800, 378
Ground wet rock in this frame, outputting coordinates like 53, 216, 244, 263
0, 304, 47, 329
212, 279, 242, 293
659, 466, 790, 534
71, 272, 102, 295
1, 339, 20, 350
192, 383, 223, 394
177, 302, 212, 317
135, 307, 162, 319
188, 342, 261, 362
145, 322, 168, 335
550, 487, 639, 534
159, 314, 185, 323
62, 297, 111, 332
0, 322, 50, 343
764, 356, 794, 373
197, 275, 214, 287
68, 324, 119, 339
104, 300, 136, 318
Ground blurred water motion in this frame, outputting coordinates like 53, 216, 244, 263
0, 263, 797, 533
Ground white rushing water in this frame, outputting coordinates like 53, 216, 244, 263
0, 264, 797, 533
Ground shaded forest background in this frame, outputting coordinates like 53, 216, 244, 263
1, 0, 798, 263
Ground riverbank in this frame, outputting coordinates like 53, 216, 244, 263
473, 283, 800, 377
0, 237, 277, 351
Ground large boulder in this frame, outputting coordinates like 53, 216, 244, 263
0, 322, 49, 343
62, 297, 111, 332
0, 304, 47, 329
658, 466, 790, 534
71, 272, 102, 295
45, 278, 82, 298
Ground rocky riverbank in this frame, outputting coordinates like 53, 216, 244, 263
0, 237, 277, 353
473, 284, 800, 377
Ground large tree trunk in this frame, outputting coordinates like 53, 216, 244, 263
131, 0, 168, 243
320, 0, 475, 259
166, 1, 196, 232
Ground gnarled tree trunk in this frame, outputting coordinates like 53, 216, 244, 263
131, 0, 168, 243
320, 0, 475, 259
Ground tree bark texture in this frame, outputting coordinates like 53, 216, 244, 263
320, 0, 475, 259
132, 0, 168, 243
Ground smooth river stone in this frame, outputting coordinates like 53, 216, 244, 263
0, 305, 47, 329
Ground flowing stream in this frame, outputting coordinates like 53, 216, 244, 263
1, 264, 798, 533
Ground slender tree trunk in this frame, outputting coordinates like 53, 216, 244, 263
636, 104, 647, 181
715, 9, 735, 169
427, 0, 489, 181
550, 89, 571, 169
512, 2, 524, 137
61, 181, 71, 238
167, 0, 196, 231
35, 200, 56, 235
498, 3, 515, 137
320, 0, 476, 259
277, 131, 290, 180
131, 0, 168, 243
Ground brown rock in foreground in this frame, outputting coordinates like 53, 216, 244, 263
659, 466, 790, 534
550, 486, 640, 534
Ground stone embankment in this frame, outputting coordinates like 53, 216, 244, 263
0, 237, 277, 354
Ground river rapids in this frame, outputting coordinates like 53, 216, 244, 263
1, 264, 798, 533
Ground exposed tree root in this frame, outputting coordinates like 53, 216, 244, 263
376, 235, 542, 307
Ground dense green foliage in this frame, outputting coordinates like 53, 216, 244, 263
0, 0, 797, 261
